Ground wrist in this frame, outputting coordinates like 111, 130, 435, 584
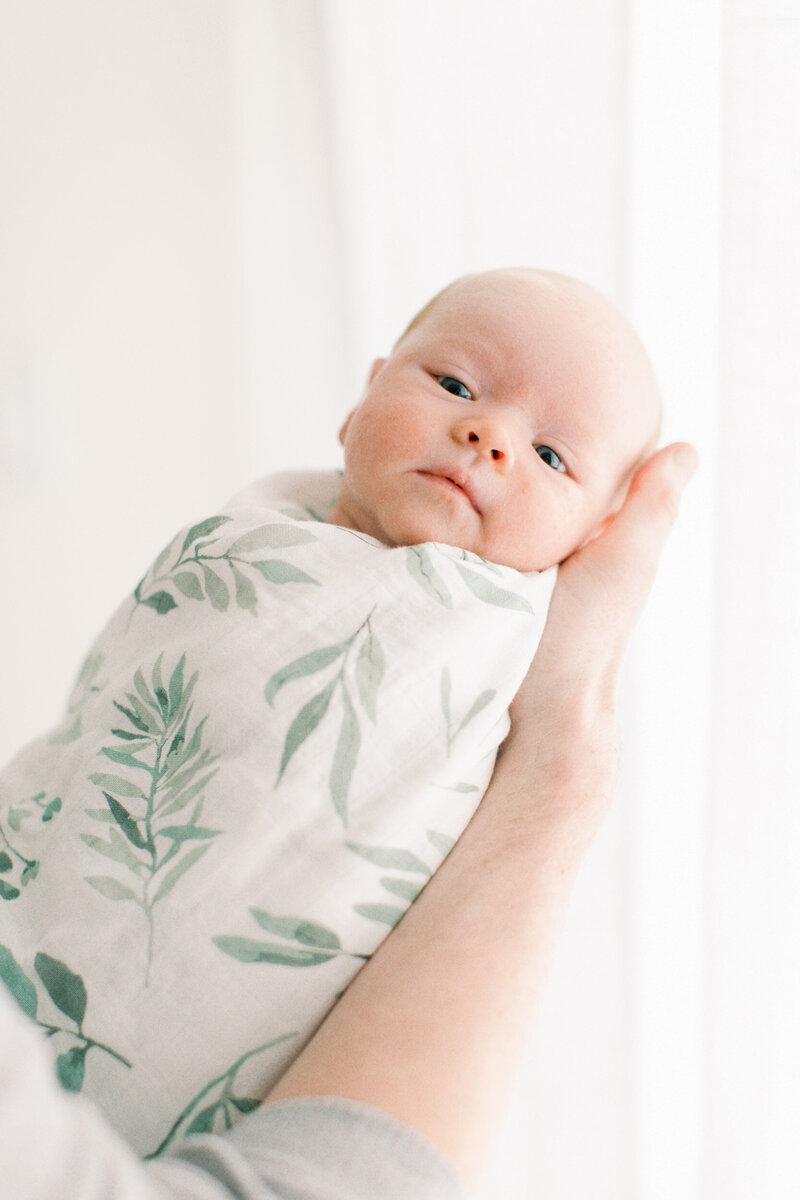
492, 707, 620, 845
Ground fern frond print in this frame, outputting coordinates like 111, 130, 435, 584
82, 654, 220, 983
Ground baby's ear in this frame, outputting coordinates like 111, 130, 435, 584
338, 411, 354, 445
368, 357, 386, 384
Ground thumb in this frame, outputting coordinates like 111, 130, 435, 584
607, 440, 698, 559
554, 441, 695, 633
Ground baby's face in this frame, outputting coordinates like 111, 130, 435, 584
329, 269, 660, 572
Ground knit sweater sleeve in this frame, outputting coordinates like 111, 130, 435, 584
0, 984, 465, 1200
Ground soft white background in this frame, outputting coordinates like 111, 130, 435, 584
1, 2, 798, 1197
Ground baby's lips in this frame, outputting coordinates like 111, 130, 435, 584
420, 465, 482, 514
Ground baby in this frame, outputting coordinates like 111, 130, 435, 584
331, 267, 660, 570
0, 268, 660, 1158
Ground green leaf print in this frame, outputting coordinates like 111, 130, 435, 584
213, 908, 365, 972
102, 792, 150, 850
251, 560, 319, 585
186, 1105, 219, 1135
454, 562, 535, 613
353, 902, 404, 928
42, 797, 62, 821
132, 515, 319, 618
276, 679, 336, 784
427, 829, 456, 857
81, 829, 143, 873
249, 909, 342, 950
441, 667, 497, 755
231, 564, 258, 613
174, 571, 204, 600
57, 1046, 88, 1092
346, 841, 439, 929
82, 655, 220, 983
269, 610, 381, 822
85, 875, 139, 902
345, 842, 433, 876
34, 953, 87, 1026
147, 1034, 298, 1159
330, 686, 361, 822
265, 643, 349, 706
228, 525, 318, 553
456, 689, 496, 736
179, 516, 233, 558
212, 938, 338, 968
0, 945, 38, 1018
405, 546, 453, 608
379, 877, 423, 902
0, 945, 131, 1090
0, 792, 61, 900
355, 632, 385, 722
142, 590, 178, 615
90, 774, 147, 800
200, 563, 229, 611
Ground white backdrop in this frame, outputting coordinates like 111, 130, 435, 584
1, 2, 798, 1197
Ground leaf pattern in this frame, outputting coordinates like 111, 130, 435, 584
0, 473, 551, 1150
212, 908, 366, 968
405, 546, 453, 607
441, 666, 497, 755
268, 610, 384, 824
454, 561, 535, 613
132, 518, 320, 617
146, 1033, 298, 1158
82, 654, 221, 983
0, 945, 131, 1091
0, 792, 61, 900
346, 839, 436, 929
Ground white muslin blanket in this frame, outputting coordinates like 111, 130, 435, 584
0, 471, 556, 1157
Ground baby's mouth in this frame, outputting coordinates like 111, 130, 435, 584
417, 469, 481, 515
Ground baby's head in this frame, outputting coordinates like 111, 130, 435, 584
328, 268, 661, 572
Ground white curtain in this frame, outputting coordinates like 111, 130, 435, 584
1, 2, 798, 1197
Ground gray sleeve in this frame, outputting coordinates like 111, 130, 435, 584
0, 984, 465, 1200
156, 1098, 467, 1200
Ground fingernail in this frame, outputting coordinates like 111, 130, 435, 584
673, 444, 699, 486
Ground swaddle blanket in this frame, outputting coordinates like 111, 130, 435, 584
0, 470, 556, 1157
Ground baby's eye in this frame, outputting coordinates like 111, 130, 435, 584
534, 445, 567, 473
437, 376, 474, 400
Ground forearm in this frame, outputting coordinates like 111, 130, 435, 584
266, 726, 613, 1188
266, 445, 697, 1188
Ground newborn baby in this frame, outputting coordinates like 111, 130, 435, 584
0, 268, 660, 1157
332, 267, 660, 569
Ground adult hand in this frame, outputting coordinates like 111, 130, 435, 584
267, 441, 698, 1189
505, 442, 698, 822
522, 440, 697, 703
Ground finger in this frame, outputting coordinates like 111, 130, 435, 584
572, 442, 698, 610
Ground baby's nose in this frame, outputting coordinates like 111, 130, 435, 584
452, 415, 514, 472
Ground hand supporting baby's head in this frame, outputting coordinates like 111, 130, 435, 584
327, 268, 662, 572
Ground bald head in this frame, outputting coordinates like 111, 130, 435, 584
398, 267, 662, 449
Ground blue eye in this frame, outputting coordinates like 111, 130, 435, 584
535, 445, 566, 473
437, 376, 473, 400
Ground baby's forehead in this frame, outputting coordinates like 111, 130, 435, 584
404, 269, 662, 458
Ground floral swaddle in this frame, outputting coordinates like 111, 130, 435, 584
0, 470, 556, 1156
